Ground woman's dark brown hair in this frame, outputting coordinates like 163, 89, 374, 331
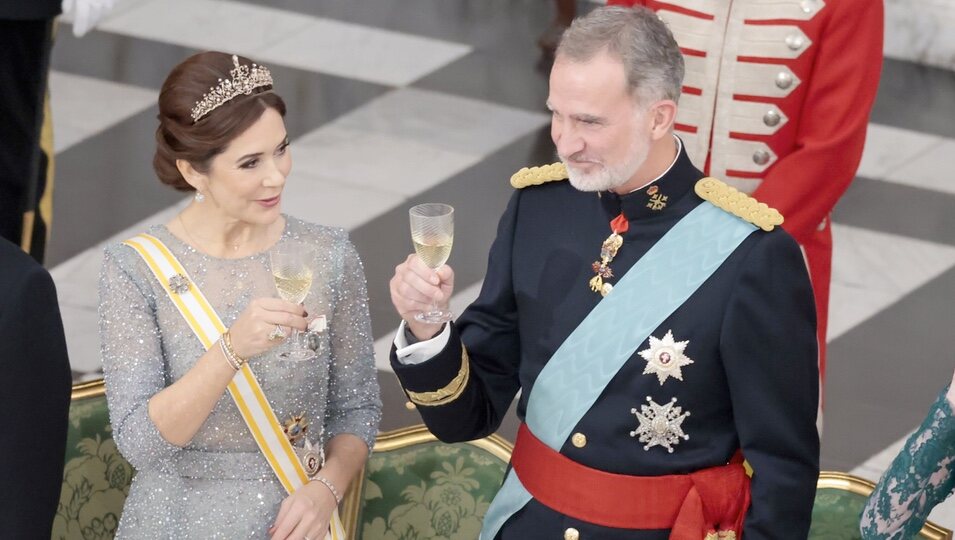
154, 51, 287, 191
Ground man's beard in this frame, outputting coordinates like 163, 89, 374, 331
562, 136, 649, 193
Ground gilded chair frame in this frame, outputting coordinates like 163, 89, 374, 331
817, 471, 953, 540
74, 386, 949, 539
340, 425, 514, 539
72, 378, 106, 400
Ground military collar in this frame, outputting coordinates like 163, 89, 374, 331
599, 136, 700, 222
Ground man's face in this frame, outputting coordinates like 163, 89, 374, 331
548, 50, 652, 192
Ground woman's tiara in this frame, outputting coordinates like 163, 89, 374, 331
190, 54, 273, 123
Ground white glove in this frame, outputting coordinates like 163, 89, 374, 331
62, 0, 119, 37
947, 368, 955, 408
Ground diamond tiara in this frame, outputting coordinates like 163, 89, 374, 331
190, 55, 274, 123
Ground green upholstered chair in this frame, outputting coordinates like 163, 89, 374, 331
810, 471, 952, 540
341, 425, 512, 540
51, 380, 132, 540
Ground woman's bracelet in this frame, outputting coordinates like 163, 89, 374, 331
219, 330, 246, 370
313, 475, 342, 505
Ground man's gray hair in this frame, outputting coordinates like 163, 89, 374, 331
556, 6, 685, 104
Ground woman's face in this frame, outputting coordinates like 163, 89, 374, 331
198, 107, 291, 226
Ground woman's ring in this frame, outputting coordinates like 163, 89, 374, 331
268, 325, 286, 341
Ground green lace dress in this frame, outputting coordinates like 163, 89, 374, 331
860, 385, 955, 539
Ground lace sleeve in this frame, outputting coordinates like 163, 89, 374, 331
322, 233, 381, 450
99, 245, 184, 470
860, 385, 955, 539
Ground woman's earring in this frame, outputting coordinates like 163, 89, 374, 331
194, 191, 205, 203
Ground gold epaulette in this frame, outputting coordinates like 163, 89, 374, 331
510, 162, 568, 189
694, 177, 784, 232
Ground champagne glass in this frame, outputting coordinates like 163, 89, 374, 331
409, 203, 454, 324
269, 242, 316, 361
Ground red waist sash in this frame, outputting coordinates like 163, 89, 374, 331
511, 423, 751, 539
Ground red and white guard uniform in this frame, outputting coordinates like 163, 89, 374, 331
608, 0, 884, 397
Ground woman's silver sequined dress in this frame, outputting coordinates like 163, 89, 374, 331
98, 216, 381, 539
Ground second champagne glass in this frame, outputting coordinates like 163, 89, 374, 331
269, 242, 316, 361
409, 203, 454, 324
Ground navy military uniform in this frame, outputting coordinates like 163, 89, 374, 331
391, 141, 819, 539
0, 0, 60, 262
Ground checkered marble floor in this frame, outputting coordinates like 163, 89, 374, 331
45, 0, 955, 528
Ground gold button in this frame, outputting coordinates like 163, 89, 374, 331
763, 110, 781, 127
405, 401, 416, 410
571, 432, 587, 448
775, 72, 793, 90
753, 150, 771, 165
785, 34, 805, 51
564, 527, 580, 540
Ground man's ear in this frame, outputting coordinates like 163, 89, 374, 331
649, 99, 678, 140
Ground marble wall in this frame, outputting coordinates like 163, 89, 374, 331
885, 0, 955, 71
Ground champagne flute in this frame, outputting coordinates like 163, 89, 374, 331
269, 242, 317, 361
409, 203, 454, 324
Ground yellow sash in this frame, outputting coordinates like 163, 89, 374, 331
124, 233, 345, 539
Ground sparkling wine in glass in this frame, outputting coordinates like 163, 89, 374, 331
409, 203, 454, 324
269, 242, 316, 361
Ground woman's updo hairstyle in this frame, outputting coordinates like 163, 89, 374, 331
153, 51, 287, 191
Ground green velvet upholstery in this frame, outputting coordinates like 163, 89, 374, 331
809, 481, 869, 539
52, 388, 954, 540
52, 380, 132, 540
809, 472, 952, 540
343, 425, 512, 540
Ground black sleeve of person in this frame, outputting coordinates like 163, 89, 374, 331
391, 191, 524, 443
721, 228, 821, 539
0, 248, 72, 537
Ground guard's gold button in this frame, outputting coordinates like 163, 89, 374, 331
785, 34, 806, 51
775, 71, 794, 90
571, 432, 587, 448
753, 150, 771, 165
405, 401, 416, 410
564, 527, 580, 540
763, 110, 781, 127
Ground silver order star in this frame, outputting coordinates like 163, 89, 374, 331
167, 273, 191, 295
637, 329, 694, 385
629, 396, 690, 453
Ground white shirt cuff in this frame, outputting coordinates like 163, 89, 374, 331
393, 320, 451, 365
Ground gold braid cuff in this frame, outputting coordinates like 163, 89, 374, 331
694, 177, 784, 232
405, 347, 470, 407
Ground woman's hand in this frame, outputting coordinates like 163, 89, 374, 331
268, 480, 338, 540
228, 297, 308, 359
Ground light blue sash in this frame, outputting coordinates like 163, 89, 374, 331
480, 202, 757, 539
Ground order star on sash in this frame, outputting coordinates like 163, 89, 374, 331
630, 397, 690, 453
637, 330, 694, 385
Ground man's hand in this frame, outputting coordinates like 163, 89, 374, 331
62, 0, 118, 37
390, 254, 455, 341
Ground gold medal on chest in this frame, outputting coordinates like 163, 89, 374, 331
589, 213, 629, 297
283, 412, 309, 445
